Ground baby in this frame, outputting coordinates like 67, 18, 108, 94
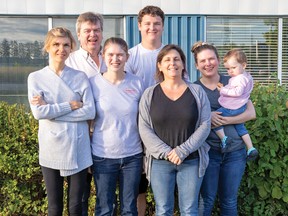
215, 48, 258, 161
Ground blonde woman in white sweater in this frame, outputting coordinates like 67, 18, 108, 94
28, 27, 95, 215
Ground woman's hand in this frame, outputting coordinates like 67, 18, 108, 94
211, 111, 226, 128
216, 82, 223, 91
69, 101, 83, 110
212, 100, 256, 127
30, 95, 47, 106
167, 149, 182, 165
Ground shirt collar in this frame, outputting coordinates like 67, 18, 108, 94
78, 46, 102, 60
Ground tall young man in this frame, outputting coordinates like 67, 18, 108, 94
125, 5, 165, 216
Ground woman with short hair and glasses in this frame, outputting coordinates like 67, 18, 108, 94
192, 41, 256, 215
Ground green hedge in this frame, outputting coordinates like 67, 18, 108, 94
0, 82, 287, 215
0, 103, 46, 215
238, 82, 288, 216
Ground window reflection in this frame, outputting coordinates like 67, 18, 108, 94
53, 16, 124, 48
0, 17, 48, 105
0, 16, 124, 105
53, 18, 78, 47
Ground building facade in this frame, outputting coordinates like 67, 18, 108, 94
1, 0, 287, 104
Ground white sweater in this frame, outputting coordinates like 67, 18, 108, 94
27, 66, 95, 176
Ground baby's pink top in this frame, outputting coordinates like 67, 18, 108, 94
218, 71, 253, 109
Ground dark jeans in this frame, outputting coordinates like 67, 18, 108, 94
81, 171, 118, 216
199, 148, 246, 216
92, 153, 143, 216
41, 166, 87, 216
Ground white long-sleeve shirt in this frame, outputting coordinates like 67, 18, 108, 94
66, 47, 107, 78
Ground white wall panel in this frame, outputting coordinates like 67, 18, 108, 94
199, 0, 220, 15
257, 0, 278, 15
0, 0, 7, 13
1, 0, 288, 15
7, 0, 26, 14
180, 0, 200, 15
238, 0, 258, 15
64, 0, 84, 14
45, 0, 64, 14
278, 0, 288, 14
83, 0, 104, 14
161, 0, 180, 14
103, 0, 123, 14
220, 0, 239, 15
123, 0, 142, 14
27, 0, 46, 14
141, 0, 161, 8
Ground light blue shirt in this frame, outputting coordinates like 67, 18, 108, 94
89, 72, 144, 158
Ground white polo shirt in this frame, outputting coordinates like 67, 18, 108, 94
66, 47, 107, 78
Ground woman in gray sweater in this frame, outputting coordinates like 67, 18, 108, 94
28, 27, 95, 215
138, 44, 211, 215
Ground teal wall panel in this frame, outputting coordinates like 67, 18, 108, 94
125, 15, 205, 81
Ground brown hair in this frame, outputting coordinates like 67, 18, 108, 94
138, 5, 165, 24
191, 41, 219, 64
43, 27, 76, 53
103, 37, 129, 56
223, 48, 247, 64
76, 12, 104, 33
155, 44, 187, 82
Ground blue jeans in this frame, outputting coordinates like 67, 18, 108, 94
199, 148, 246, 216
214, 104, 248, 136
92, 153, 143, 216
151, 158, 203, 216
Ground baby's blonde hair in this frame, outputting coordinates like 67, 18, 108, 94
223, 48, 247, 64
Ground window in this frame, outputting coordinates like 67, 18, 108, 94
206, 17, 287, 85
53, 16, 124, 48
0, 17, 48, 105
0, 16, 124, 105
52, 17, 78, 44
282, 18, 288, 84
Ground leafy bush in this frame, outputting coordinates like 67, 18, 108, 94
0, 102, 46, 215
0, 81, 287, 215
238, 82, 288, 216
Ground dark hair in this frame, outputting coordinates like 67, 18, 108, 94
138, 5, 165, 24
43, 27, 76, 53
155, 44, 187, 82
191, 41, 219, 64
76, 12, 104, 33
103, 37, 129, 55
223, 48, 247, 64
